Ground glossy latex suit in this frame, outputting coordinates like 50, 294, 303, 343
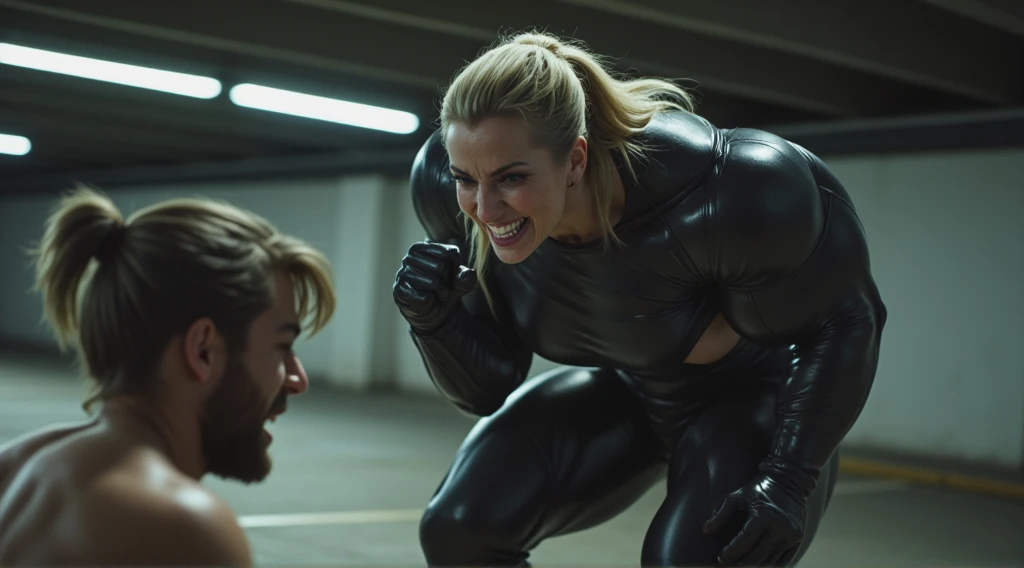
394, 110, 887, 566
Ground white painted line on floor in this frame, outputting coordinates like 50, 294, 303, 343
833, 479, 910, 495
239, 508, 423, 528
238, 480, 910, 529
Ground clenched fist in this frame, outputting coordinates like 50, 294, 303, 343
393, 241, 478, 334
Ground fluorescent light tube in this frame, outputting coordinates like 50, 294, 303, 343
229, 83, 419, 134
0, 133, 32, 156
0, 42, 222, 99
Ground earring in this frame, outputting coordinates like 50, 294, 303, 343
569, 179, 577, 187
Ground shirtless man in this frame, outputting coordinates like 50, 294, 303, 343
0, 187, 336, 565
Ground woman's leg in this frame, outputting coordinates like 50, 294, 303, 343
420, 366, 667, 566
641, 382, 839, 566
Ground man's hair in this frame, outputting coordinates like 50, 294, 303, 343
30, 185, 336, 412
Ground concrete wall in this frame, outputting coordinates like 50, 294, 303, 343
1, 145, 1021, 469
823, 148, 1024, 469
0, 175, 405, 392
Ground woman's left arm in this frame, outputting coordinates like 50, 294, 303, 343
696, 134, 887, 564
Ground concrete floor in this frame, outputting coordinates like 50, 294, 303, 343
1, 354, 1022, 567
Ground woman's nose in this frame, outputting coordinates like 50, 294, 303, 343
475, 186, 504, 224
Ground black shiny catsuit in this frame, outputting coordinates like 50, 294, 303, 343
402, 110, 887, 566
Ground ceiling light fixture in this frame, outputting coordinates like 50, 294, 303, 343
0, 133, 32, 156
0, 42, 222, 99
229, 83, 419, 134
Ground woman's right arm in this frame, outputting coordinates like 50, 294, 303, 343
395, 131, 533, 416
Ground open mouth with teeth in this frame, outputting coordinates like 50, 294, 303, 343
487, 217, 530, 247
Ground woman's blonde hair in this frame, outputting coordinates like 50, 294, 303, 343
439, 30, 696, 310
31, 185, 337, 413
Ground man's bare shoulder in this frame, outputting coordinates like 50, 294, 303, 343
77, 463, 252, 566
0, 421, 93, 482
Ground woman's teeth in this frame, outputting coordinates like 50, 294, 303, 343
490, 218, 526, 239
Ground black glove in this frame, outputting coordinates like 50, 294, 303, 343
393, 241, 478, 335
703, 471, 808, 566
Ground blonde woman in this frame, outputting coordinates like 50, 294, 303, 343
394, 31, 886, 567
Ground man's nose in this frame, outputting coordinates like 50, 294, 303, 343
285, 356, 310, 396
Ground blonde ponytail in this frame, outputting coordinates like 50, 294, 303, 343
441, 30, 696, 313
557, 42, 695, 247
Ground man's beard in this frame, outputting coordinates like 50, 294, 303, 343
199, 354, 284, 484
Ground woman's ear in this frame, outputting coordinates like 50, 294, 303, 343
568, 135, 588, 182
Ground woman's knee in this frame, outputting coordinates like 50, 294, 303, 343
419, 493, 532, 565
641, 445, 755, 567
418, 424, 549, 565
418, 501, 479, 565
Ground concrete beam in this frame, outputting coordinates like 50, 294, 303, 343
287, 0, 917, 116
561, 0, 1022, 105
918, 0, 1024, 39
0, 147, 418, 195
764, 107, 1024, 156
4, 0, 918, 117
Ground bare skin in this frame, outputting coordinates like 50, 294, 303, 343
0, 271, 310, 566
446, 115, 742, 365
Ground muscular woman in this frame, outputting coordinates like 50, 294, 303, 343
393, 31, 886, 567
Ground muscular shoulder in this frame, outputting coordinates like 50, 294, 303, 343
410, 129, 465, 243
667, 126, 828, 286
624, 110, 720, 214
77, 465, 250, 565
0, 421, 91, 483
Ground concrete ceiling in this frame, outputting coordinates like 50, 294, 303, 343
1, 0, 1022, 193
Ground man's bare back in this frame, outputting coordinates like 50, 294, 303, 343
0, 421, 251, 566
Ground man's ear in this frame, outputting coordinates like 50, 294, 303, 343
182, 317, 224, 383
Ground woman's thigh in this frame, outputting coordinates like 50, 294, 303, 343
420, 366, 667, 565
